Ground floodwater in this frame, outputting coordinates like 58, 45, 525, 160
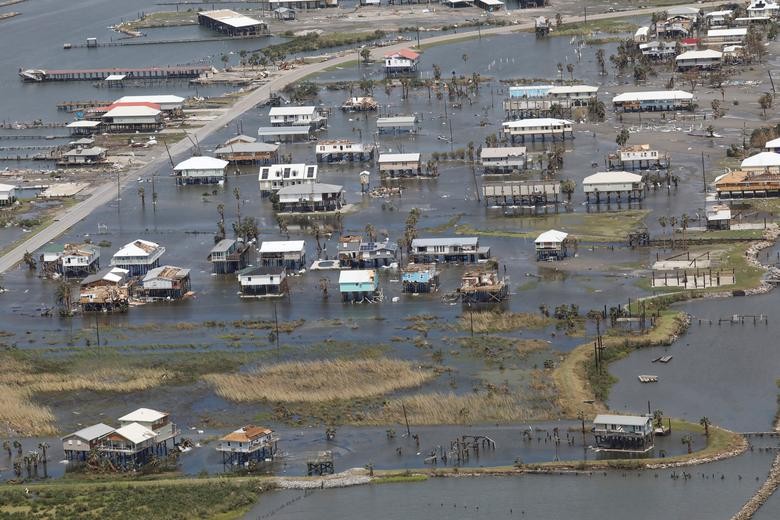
244, 437, 779, 519
3, 1, 780, 515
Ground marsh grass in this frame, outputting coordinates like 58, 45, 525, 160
458, 311, 551, 333
366, 392, 550, 425
204, 358, 435, 403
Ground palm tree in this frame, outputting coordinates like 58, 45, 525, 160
22, 251, 36, 271
596, 48, 606, 75
566, 63, 574, 81
652, 409, 664, 429
699, 417, 710, 437
365, 223, 377, 242
681, 434, 693, 454
233, 187, 241, 229
56, 281, 73, 316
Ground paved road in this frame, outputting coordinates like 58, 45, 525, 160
0, 1, 720, 274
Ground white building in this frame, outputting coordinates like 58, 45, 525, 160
0, 183, 16, 206
764, 137, 780, 152
258, 163, 318, 193
101, 105, 162, 132
535, 229, 569, 261
612, 90, 694, 112
501, 118, 574, 142
384, 48, 420, 75
704, 10, 733, 26
480, 147, 527, 171
118, 407, 178, 443
748, 0, 779, 19
583, 171, 644, 203
114, 95, 185, 111
707, 27, 747, 45
634, 26, 650, 42
741, 151, 780, 172
173, 156, 228, 185
110, 239, 166, 276
268, 106, 325, 128
675, 49, 723, 70
237, 266, 288, 297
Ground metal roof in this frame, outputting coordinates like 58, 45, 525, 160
742, 152, 780, 168
118, 407, 167, 423
269, 106, 316, 116
584, 171, 643, 185
214, 142, 278, 154
339, 269, 376, 284
199, 9, 264, 28
612, 90, 693, 103
593, 414, 651, 427
260, 240, 305, 253
675, 49, 722, 60
210, 239, 236, 253
67, 120, 101, 128
113, 422, 157, 444
502, 118, 572, 128
63, 423, 115, 442
535, 229, 568, 244
412, 237, 479, 247
378, 153, 420, 163
480, 146, 526, 159
173, 156, 229, 171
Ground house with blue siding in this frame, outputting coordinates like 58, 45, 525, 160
402, 264, 439, 293
339, 269, 380, 302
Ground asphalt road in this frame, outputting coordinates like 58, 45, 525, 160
0, 1, 720, 274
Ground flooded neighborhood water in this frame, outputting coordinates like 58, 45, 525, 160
2, 0, 780, 517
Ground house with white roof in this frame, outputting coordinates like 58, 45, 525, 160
378, 153, 423, 177
583, 171, 644, 203
173, 156, 228, 185
592, 414, 654, 452
118, 407, 179, 443
197, 9, 267, 36
748, 0, 780, 19
480, 146, 527, 172
110, 239, 166, 276
764, 137, 780, 153
259, 240, 306, 270
62, 423, 115, 461
0, 183, 16, 206
741, 151, 780, 172
501, 118, 574, 142
612, 90, 694, 112
410, 237, 490, 263
258, 163, 318, 193
535, 229, 570, 261
706, 27, 748, 45
268, 106, 326, 129
675, 49, 723, 70
338, 269, 380, 302
237, 266, 288, 297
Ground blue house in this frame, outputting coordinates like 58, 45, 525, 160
339, 269, 380, 303
401, 264, 439, 293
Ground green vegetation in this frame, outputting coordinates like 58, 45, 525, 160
0, 479, 265, 519
455, 210, 650, 243
262, 30, 386, 61
552, 19, 638, 37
